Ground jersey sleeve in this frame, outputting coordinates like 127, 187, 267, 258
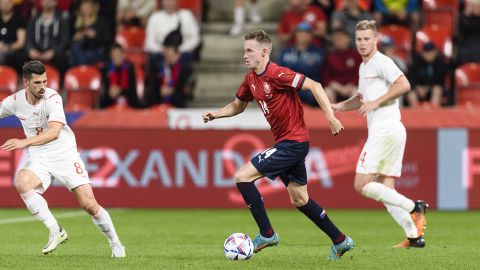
45, 93, 66, 124
235, 76, 254, 102
0, 95, 14, 118
377, 56, 404, 85
275, 67, 306, 92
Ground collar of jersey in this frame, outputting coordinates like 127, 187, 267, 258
256, 61, 271, 77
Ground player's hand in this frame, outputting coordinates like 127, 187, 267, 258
202, 111, 217, 123
359, 100, 380, 117
327, 117, 344, 136
1, 138, 28, 151
331, 103, 341, 112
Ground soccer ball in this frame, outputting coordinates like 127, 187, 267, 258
223, 233, 254, 260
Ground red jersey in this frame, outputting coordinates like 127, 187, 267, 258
236, 62, 309, 143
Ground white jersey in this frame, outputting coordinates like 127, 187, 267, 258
0, 88, 78, 159
358, 51, 405, 136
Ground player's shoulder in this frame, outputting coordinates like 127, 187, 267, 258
373, 51, 395, 65
44, 88, 61, 99
267, 62, 296, 78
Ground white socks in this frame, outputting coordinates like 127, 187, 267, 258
362, 182, 416, 212
20, 190, 60, 234
233, 6, 245, 27
384, 203, 418, 238
92, 207, 120, 245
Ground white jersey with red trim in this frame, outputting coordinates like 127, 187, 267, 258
358, 51, 405, 136
0, 88, 78, 158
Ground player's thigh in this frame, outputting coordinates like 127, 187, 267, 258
234, 161, 264, 183
17, 158, 52, 194
286, 181, 309, 207
51, 156, 91, 191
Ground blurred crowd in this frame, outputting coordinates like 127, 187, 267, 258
0, 0, 478, 110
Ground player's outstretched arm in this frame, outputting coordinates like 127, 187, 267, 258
302, 77, 344, 136
203, 98, 248, 123
332, 93, 363, 112
1, 122, 63, 151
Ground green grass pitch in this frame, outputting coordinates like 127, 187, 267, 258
0, 209, 478, 269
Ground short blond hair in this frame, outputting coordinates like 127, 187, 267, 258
355, 20, 378, 33
244, 30, 272, 51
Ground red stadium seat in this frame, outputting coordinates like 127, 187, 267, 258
115, 27, 145, 51
455, 63, 480, 88
457, 87, 480, 106
455, 63, 480, 106
64, 65, 102, 111
45, 65, 60, 91
379, 25, 412, 63
416, 25, 453, 60
423, 0, 459, 10
115, 27, 146, 69
0, 66, 18, 99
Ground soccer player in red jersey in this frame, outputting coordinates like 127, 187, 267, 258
202, 30, 354, 260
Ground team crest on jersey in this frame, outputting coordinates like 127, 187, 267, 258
264, 82, 272, 99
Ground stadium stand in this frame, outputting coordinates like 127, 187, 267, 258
64, 65, 102, 111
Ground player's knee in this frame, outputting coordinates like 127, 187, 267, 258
291, 196, 309, 207
354, 181, 366, 194
14, 170, 34, 193
81, 199, 99, 215
233, 172, 249, 183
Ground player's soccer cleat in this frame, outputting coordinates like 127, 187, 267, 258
42, 227, 68, 255
411, 200, 429, 237
328, 236, 355, 260
253, 232, 280, 253
111, 242, 126, 258
392, 236, 425, 248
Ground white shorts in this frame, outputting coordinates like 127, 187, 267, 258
22, 155, 91, 194
355, 130, 406, 177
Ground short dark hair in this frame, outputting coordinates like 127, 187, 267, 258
22, 60, 46, 80
111, 42, 124, 52
244, 30, 272, 53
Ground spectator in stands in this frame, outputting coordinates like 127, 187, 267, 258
373, 0, 420, 30
70, 0, 111, 67
277, 22, 325, 106
458, 0, 480, 64
323, 28, 361, 103
0, 0, 27, 73
407, 42, 446, 108
331, 0, 372, 45
100, 43, 142, 109
277, 0, 327, 47
146, 34, 194, 108
33, 0, 72, 19
145, 0, 200, 64
230, 0, 262, 36
26, 0, 69, 75
379, 35, 407, 72
116, 0, 156, 31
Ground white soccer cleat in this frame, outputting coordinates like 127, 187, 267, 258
111, 242, 126, 258
42, 227, 68, 254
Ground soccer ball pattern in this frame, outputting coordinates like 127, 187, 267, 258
223, 233, 254, 260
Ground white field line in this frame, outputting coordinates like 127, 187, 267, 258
0, 209, 127, 225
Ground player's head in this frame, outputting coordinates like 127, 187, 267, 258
243, 30, 272, 71
355, 20, 378, 58
23, 60, 47, 99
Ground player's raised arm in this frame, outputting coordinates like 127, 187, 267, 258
203, 98, 249, 123
301, 77, 344, 135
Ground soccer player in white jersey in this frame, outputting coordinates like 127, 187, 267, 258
0, 61, 125, 257
332, 20, 428, 248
